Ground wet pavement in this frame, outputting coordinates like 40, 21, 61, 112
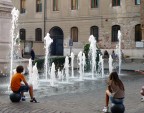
0, 61, 144, 113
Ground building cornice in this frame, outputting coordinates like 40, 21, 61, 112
0, 0, 13, 12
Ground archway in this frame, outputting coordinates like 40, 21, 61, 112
49, 27, 64, 56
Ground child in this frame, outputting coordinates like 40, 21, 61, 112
11, 65, 37, 102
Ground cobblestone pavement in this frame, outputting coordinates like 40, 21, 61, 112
0, 62, 144, 113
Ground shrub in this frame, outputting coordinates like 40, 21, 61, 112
34, 56, 66, 71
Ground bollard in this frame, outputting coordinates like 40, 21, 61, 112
9, 93, 21, 102
111, 103, 125, 113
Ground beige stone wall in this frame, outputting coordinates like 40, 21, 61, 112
0, 0, 13, 59
11, 0, 143, 57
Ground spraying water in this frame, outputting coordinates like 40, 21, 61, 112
99, 55, 104, 78
57, 69, 62, 81
32, 63, 39, 89
44, 33, 53, 80
82, 53, 86, 77
89, 35, 97, 79
10, 7, 19, 86
64, 56, 69, 82
78, 51, 83, 80
70, 52, 75, 78
118, 30, 122, 74
50, 62, 56, 86
109, 55, 113, 74
28, 58, 33, 80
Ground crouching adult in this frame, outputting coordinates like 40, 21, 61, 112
10, 65, 37, 102
103, 71, 125, 112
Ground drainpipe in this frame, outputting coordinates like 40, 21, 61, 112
44, 0, 46, 37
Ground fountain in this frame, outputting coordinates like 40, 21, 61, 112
0, 7, 110, 99
77, 51, 83, 80
99, 55, 104, 78
70, 52, 75, 78
44, 33, 53, 80
28, 58, 33, 80
50, 62, 57, 87
31, 63, 39, 89
109, 55, 113, 74
9, 7, 19, 86
2, 8, 107, 94
118, 30, 122, 74
64, 56, 70, 83
82, 53, 86, 77
88, 35, 97, 79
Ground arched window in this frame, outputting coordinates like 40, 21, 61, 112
135, 24, 142, 41
20, 0, 26, 13
90, 26, 99, 41
71, 0, 78, 10
20, 29, 26, 41
91, 0, 98, 8
112, 0, 120, 6
71, 27, 78, 42
36, 0, 42, 12
35, 28, 42, 41
53, 0, 59, 11
135, 0, 140, 5
112, 25, 120, 42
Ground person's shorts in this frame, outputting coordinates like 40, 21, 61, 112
109, 95, 124, 104
14, 85, 29, 93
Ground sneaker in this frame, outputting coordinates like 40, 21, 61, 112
141, 98, 144, 102
30, 97, 38, 103
21, 96, 26, 101
102, 106, 108, 112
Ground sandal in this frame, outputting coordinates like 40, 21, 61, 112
30, 98, 38, 103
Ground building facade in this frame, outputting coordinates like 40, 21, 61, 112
0, 0, 13, 59
12, 0, 144, 57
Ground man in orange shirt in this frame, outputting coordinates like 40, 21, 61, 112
11, 65, 37, 102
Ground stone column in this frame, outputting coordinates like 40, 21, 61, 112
140, 0, 144, 41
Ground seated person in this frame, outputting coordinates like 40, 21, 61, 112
103, 71, 125, 112
103, 50, 109, 58
10, 65, 37, 102
111, 50, 117, 60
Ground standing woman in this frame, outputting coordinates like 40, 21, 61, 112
103, 71, 125, 112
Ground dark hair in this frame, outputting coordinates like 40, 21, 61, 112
109, 71, 125, 90
16, 65, 24, 73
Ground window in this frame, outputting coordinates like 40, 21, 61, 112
20, 0, 26, 13
91, 0, 98, 8
35, 28, 42, 41
135, 0, 141, 5
71, 0, 78, 10
20, 29, 26, 41
135, 24, 142, 41
112, 25, 120, 42
71, 27, 78, 42
90, 26, 99, 41
112, 0, 120, 6
36, 0, 42, 12
53, 0, 59, 11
